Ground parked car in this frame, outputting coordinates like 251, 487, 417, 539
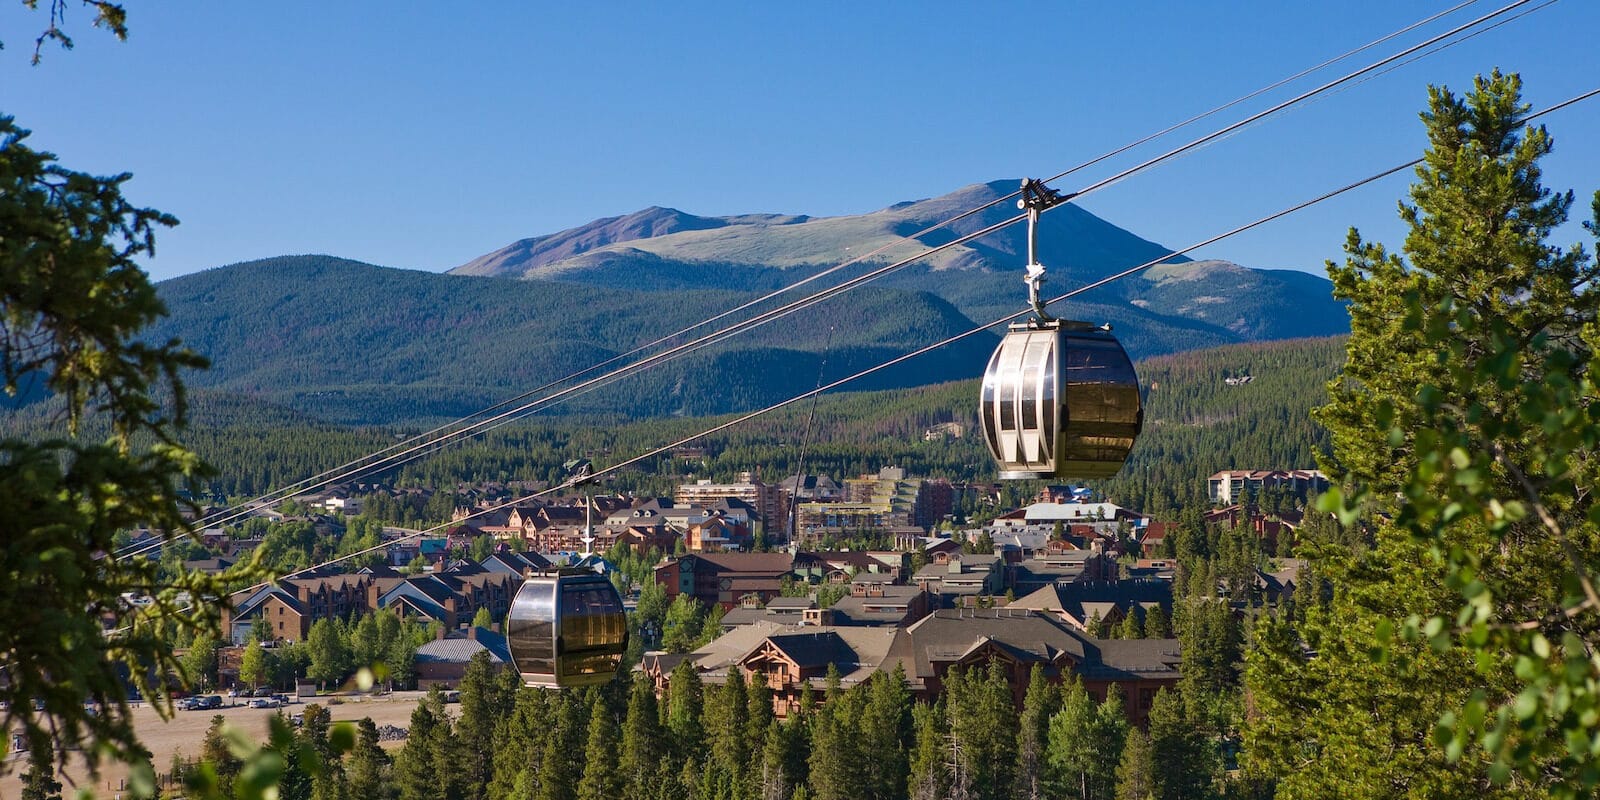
248, 697, 280, 709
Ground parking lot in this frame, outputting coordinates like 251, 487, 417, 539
1, 692, 426, 798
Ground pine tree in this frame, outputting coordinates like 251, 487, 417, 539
861, 667, 912, 800
757, 719, 796, 800
805, 676, 852, 800
1177, 598, 1240, 697
1114, 727, 1153, 800
620, 673, 665, 800
1047, 678, 1090, 799
1015, 665, 1058, 800
277, 719, 316, 800
666, 660, 706, 770
426, 688, 466, 800
786, 684, 815, 793
455, 650, 503, 791
907, 702, 952, 800
300, 704, 348, 800
946, 662, 1018, 800
1245, 72, 1600, 796
1118, 606, 1145, 640
697, 603, 728, 648
1094, 687, 1131, 799
19, 751, 63, 800
489, 687, 553, 800
578, 693, 622, 800
1087, 612, 1108, 638
1145, 606, 1173, 640
706, 669, 750, 799
538, 692, 583, 800
199, 713, 242, 796
747, 670, 776, 758
346, 718, 393, 800
395, 695, 439, 800
1147, 689, 1211, 800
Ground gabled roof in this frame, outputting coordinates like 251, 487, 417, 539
1018, 580, 1174, 628
232, 585, 305, 618
640, 651, 692, 676
1004, 585, 1066, 613
758, 631, 859, 670
672, 552, 795, 575
183, 557, 235, 573
729, 626, 899, 686
881, 608, 1179, 684
821, 550, 892, 572
1021, 502, 1132, 522
385, 592, 449, 623
394, 575, 457, 604
415, 628, 511, 664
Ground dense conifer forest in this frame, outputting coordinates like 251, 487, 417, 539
163, 335, 1343, 517
0, 335, 1343, 517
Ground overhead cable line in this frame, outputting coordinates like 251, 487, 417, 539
1036, 0, 1543, 197
121, 0, 1542, 561
172, 85, 1597, 616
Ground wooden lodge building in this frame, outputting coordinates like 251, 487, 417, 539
642, 607, 1182, 726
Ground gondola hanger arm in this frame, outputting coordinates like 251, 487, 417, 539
1018, 178, 1073, 322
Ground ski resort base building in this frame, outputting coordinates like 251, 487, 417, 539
642, 607, 1181, 727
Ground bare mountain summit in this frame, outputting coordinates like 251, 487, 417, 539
450, 179, 1347, 354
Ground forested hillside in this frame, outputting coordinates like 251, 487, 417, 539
139, 337, 1346, 515
1102, 336, 1344, 513
142, 256, 998, 423
100, 181, 1351, 426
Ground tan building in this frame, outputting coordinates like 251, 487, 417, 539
675, 473, 786, 540
650, 608, 1182, 725
1206, 469, 1328, 505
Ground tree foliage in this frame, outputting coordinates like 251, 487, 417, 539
1245, 71, 1600, 798
0, 112, 265, 778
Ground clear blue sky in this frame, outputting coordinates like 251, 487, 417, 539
3, 1, 1597, 283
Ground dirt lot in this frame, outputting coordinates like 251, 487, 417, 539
1, 693, 427, 799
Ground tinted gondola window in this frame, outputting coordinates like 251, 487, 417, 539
507, 581, 557, 678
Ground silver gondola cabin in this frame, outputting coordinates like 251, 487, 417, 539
980, 318, 1142, 480
980, 178, 1143, 480
506, 568, 628, 689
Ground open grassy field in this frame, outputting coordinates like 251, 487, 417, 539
1, 693, 425, 799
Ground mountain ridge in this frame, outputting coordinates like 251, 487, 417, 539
121, 179, 1348, 425
444, 179, 1343, 347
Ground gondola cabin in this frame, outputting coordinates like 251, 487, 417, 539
506, 569, 628, 689
980, 318, 1142, 480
